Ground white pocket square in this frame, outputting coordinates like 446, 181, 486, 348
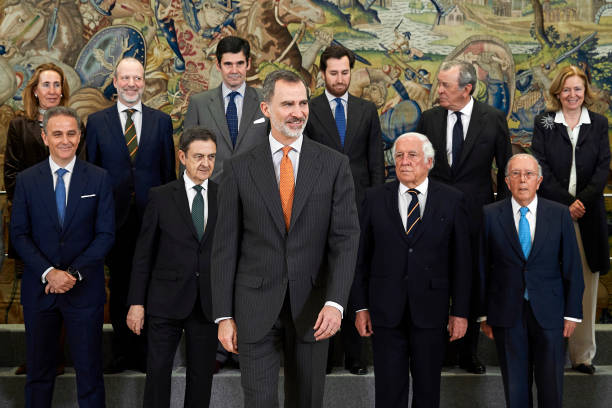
81, 194, 96, 198
253, 117, 265, 124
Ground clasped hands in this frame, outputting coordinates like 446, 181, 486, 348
44, 268, 76, 294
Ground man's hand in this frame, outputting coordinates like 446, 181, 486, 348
563, 320, 578, 338
126, 305, 145, 335
313, 305, 342, 341
218, 319, 238, 354
355, 310, 374, 337
45, 268, 76, 294
480, 321, 494, 340
447, 316, 468, 341
569, 199, 586, 220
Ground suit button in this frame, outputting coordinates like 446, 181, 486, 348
408, 248, 413, 253
404, 275, 409, 280
195, 272, 200, 277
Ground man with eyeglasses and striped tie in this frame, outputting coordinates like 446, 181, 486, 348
86, 57, 176, 374
351, 132, 472, 408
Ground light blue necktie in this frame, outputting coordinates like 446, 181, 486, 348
334, 97, 346, 147
518, 206, 531, 300
55, 168, 68, 227
226, 91, 239, 147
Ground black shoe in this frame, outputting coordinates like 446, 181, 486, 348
345, 362, 368, 375
573, 363, 596, 375
104, 357, 129, 374
459, 356, 486, 374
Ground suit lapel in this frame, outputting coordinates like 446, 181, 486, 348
137, 105, 154, 162
575, 121, 591, 147
235, 87, 259, 150
202, 182, 217, 245
311, 95, 342, 150
106, 106, 130, 158
36, 162, 61, 232
248, 144, 286, 235
343, 94, 359, 153
431, 108, 451, 171
457, 101, 483, 169
384, 181, 410, 243
172, 179, 200, 241
409, 180, 437, 243
528, 199, 551, 261
62, 160, 87, 233
290, 139, 322, 231
209, 87, 232, 148
497, 199, 524, 260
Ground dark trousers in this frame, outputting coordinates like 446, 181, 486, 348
107, 205, 146, 366
492, 301, 565, 408
24, 302, 104, 408
144, 300, 217, 408
328, 308, 364, 368
238, 296, 329, 408
372, 308, 446, 408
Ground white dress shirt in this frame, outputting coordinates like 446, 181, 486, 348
398, 178, 429, 230
42, 156, 77, 282
222, 82, 246, 130
325, 89, 348, 122
479, 195, 580, 322
183, 172, 209, 232
554, 107, 591, 197
117, 100, 143, 144
446, 97, 474, 166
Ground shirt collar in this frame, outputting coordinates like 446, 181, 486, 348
269, 133, 303, 155
222, 82, 246, 99
183, 171, 208, 191
399, 177, 429, 196
447, 97, 474, 118
554, 106, 591, 126
117, 100, 142, 114
49, 155, 76, 174
511, 195, 538, 215
325, 89, 348, 104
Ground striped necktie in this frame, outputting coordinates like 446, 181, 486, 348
279, 146, 294, 231
405, 188, 421, 236
124, 108, 138, 161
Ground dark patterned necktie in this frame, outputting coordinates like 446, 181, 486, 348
192, 185, 205, 240
124, 108, 138, 161
405, 188, 421, 236
226, 91, 239, 147
452, 111, 463, 169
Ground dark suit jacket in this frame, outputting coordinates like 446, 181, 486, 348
531, 110, 610, 275
86, 104, 176, 228
479, 197, 584, 329
185, 85, 268, 182
10, 159, 115, 309
128, 179, 217, 321
305, 93, 385, 205
211, 138, 360, 343
351, 179, 471, 328
416, 100, 512, 236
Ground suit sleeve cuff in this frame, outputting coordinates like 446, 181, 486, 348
215, 317, 233, 324
41, 267, 53, 284
564, 317, 582, 323
325, 301, 343, 318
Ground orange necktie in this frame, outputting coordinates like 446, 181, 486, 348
279, 146, 294, 231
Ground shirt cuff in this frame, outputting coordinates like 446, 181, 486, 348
325, 301, 344, 318
355, 308, 368, 313
41, 267, 53, 284
215, 317, 232, 324
564, 317, 582, 323
477, 316, 487, 323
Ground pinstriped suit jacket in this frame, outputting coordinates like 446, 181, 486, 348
211, 137, 360, 343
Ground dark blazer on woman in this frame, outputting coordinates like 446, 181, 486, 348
531, 110, 610, 274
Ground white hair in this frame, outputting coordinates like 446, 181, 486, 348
392, 132, 435, 164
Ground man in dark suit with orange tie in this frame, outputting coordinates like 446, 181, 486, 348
352, 132, 471, 407
126, 128, 219, 408
11, 106, 115, 407
86, 57, 176, 373
479, 153, 584, 408
305, 45, 384, 374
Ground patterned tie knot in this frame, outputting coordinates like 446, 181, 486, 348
454, 111, 462, 119
229, 91, 239, 101
407, 188, 420, 197
193, 184, 203, 194
282, 146, 292, 157
519, 207, 529, 217
56, 168, 68, 178
334, 97, 343, 105
125, 108, 136, 118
